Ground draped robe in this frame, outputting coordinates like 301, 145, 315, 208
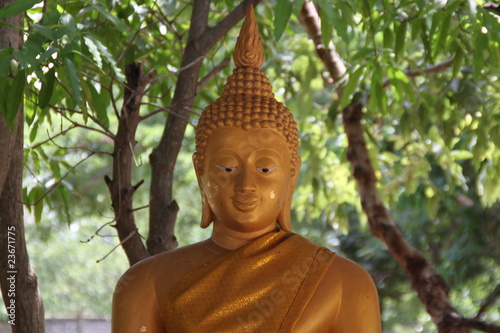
163, 231, 336, 333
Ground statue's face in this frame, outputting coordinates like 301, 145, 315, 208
198, 127, 292, 233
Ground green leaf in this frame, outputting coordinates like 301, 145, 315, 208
331, 6, 348, 42
319, 4, 334, 47
467, 0, 477, 21
0, 0, 43, 18
473, 31, 488, 77
351, 48, 375, 62
451, 150, 474, 160
3, 70, 26, 130
83, 36, 103, 68
87, 81, 110, 128
49, 160, 62, 179
370, 65, 387, 114
395, 21, 407, 62
433, 13, 452, 59
489, 125, 500, 148
0, 53, 12, 77
31, 23, 57, 41
293, 0, 305, 16
56, 185, 71, 224
426, 194, 439, 220
341, 66, 365, 108
383, 25, 394, 50
274, 0, 293, 41
452, 47, 464, 78
38, 47, 60, 64
39, 68, 55, 108
84, 34, 124, 81
33, 186, 45, 225
57, 13, 79, 41
62, 57, 82, 107
418, 19, 432, 63
90, 4, 130, 35
29, 120, 39, 143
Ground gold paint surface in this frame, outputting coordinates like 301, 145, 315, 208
233, 5, 264, 68
163, 231, 335, 332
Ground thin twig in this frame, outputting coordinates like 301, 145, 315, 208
146, 55, 206, 92
382, 57, 455, 88
96, 229, 138, 263
130, 205, 149, 213
197, 57, 231, 92
24, 152, 96, 207
30, 126, 77, 149
80, 219, 117, 243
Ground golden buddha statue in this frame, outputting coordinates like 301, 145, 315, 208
112, 6, 381, 333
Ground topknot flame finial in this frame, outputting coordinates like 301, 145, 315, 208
233, 5, 264, 68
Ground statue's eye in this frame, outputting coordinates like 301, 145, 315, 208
257, 166, 278, 173
215, 165, 237, 173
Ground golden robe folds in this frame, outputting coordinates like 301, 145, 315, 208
163, 231, 336, 332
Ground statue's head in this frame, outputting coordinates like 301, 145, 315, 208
193, 6, 300, 232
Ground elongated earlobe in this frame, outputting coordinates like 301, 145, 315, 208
277, 158, 301, 231
200, 196, 214, 228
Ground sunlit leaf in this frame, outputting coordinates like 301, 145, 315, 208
62, 57, 82, 108
341, 66, 365, 108
433, 13, 452, 59
33, 186, 45, 226
86, 81, 110, 128
84, 34, 124, 81
0, 0, 42, 18
39, 68, 55, 109
0, 53, 12, 77
31, 23, 57, 41
3, 70, 26, 130
395, 21, 407, 62
451, 150, 474, 160
274, 0, 293, 41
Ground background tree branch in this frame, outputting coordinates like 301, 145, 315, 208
106, 62, 155, 265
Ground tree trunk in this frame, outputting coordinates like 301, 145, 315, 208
106, 63, 154, 266
147, 0, 260, 256
0, 3, 45, 331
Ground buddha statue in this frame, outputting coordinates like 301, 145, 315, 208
112, 6, 381, 333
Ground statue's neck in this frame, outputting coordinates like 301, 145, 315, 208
210, 222, 277, 250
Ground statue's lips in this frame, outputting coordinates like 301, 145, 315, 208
233, 195, 260, 212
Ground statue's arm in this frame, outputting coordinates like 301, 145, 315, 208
331, 256, 382, 333
111, 260, 165, 333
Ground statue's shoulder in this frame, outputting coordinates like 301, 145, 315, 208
114, 240, 212, 293
322, 254, 378, 300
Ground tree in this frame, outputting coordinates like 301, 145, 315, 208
0, 1, 45, 332
295, 1, 500, 332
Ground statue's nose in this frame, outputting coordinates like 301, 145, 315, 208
235, 168, 256, 192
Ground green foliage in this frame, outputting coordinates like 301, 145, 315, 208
0, 0, 42, 18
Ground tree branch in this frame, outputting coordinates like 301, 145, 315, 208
382, 57, 455, 88
107, 62, 153, 266
475, 284, 500, 319
197, 57, 231, 92
298, 0, 346, 86
453, 316, 500, 333
200, 0, 262, 54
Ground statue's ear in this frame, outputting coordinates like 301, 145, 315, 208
277, 157, 301, 231
193, 153, 214, 229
